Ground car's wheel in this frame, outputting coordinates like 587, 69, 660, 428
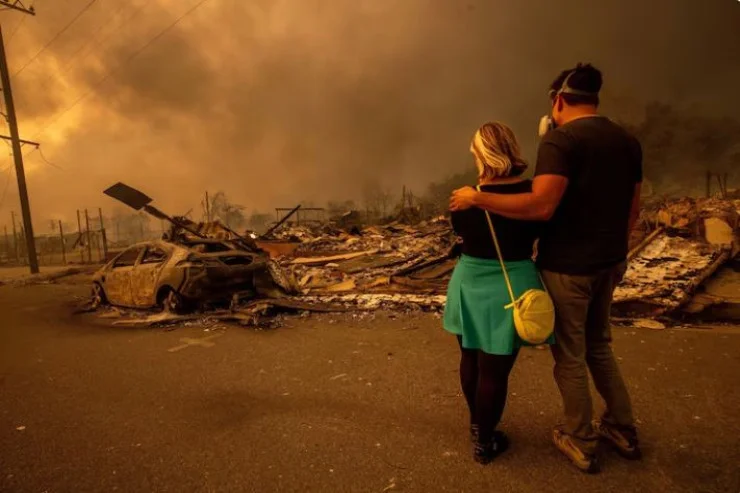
91, 282, 108, 309
162, 289, 187, 314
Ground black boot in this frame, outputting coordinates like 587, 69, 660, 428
470, 424, 479, 443
473, 431, 510, 465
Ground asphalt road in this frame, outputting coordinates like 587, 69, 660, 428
1, 283, 739, 493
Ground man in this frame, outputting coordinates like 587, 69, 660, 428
449, 63, 642, 474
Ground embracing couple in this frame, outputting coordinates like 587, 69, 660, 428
444, 63, 642, 473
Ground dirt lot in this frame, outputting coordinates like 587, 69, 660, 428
1, 280, 739, 493
0, 265, 80, 281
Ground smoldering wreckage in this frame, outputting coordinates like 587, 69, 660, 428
39, 183, 740, 329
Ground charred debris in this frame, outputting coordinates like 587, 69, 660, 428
95, 183, 455, 326
614, 195, 740, 324
96, 183, 740, 327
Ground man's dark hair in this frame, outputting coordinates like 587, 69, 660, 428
550, 63, 602, 106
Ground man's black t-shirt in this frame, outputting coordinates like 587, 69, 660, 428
451, 181, 541, 261
534, 116, 642, 275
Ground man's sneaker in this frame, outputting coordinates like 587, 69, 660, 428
552, 428, 600, 474
594, 420, 642, 460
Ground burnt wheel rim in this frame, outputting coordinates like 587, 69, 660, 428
91, 284, 104, 308
164, 291, 182, 313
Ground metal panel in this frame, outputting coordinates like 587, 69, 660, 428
103, 182, 153, 210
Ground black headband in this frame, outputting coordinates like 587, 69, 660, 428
549, 70, 599, 99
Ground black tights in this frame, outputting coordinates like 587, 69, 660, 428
457, 336, 519, 443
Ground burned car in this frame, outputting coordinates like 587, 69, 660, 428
91, 239, 272, 312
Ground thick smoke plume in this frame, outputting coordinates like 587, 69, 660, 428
0, 0, 739, 232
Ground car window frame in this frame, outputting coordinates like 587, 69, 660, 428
111, 246, 144, 269
139, 245, 170, 266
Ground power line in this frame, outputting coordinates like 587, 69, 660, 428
12, 0, 98, 79
6, 11, 28, 44
0, 140, 39, 172
0, 122, 33, 208
0, 146, 62, 172
0, 166, 13, 208
32, 0, 211, 140
32, 1, 145, 96
55, 1, 133, 72
34, 145, 62, 170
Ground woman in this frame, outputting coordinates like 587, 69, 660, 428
443, 122, 554, 464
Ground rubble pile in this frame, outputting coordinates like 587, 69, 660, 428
249, 217, 456, 309
613, 234, 730, 315
264, 224, 339, 243
640, 197, 739, 239
165, 217, 262, 252
81, 182, 740, 324
613, 196, 740, 319
269, 198, 740, 321
272, 218, 456, 310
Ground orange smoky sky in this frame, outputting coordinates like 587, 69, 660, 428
0, 0, 738, 233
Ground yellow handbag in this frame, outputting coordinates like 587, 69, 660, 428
478, 187, 555, 344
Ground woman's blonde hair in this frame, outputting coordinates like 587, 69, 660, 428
470, 122, 527, 180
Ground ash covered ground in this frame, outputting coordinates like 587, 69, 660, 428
0, 274, 739, 492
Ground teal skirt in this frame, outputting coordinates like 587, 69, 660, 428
443, 254, 555, 355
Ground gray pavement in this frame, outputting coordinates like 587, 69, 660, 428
1, 283, 739, 492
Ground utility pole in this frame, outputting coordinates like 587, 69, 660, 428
19, 225, 24, 263
0, 3, 39, 274
58, 220, 66, 265
84, 209, 92, 263
718, 173, 729, 198
706, 170, 712, 198
0, 134, 39, 147
94, 219, 101, 262
76, 210, 84, 263
10, 210, 18, 263
98, 208, 108, 261
204, 191, 210, 222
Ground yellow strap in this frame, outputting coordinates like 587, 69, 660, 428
477, 185, 517, 306
475, 185, 549, 302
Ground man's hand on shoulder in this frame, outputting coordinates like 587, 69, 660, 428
450, 186, 478, 211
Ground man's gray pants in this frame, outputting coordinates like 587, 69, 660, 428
541, 262, 635, 454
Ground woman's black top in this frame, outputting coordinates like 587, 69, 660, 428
450, 180, 541, 261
